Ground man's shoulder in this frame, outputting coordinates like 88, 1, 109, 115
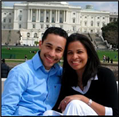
11, 60, 32, 72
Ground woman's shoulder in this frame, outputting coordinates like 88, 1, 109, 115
98, 66, 113, 74
97, 66, 115, 81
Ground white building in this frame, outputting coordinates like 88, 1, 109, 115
1, 2, 118, 46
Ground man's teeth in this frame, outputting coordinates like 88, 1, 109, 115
46, 56, 53, 61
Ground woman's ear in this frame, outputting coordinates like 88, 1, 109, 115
39, 41, 42, 49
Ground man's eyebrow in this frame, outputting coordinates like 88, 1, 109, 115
45, 43, 52, 46
46, 43, 63, 50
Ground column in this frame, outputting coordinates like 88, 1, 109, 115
57, 10, 59, 23
50, 10, 52, 23
100, 17, 102, 28
55, 10, 57, 23
14, 9, 16, 21
65, 11, 67, 22
66, 11, 69, 23
28, 9, 30, 21
30, 9, 32, 21
39, 9, 40, 22
36, 9, 38, 22
44, 10, 46, 22
63, 10, 65, 23
15, 9, 18, 20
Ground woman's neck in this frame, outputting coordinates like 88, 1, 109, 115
76, 70, 84, 91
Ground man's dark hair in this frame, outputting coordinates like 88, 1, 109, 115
62, 33, 101, 87
42, 27, 68, 42
1, 59, 5, 63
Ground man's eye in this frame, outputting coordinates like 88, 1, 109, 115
56, 49, 62, 52
46, 45, 51, 48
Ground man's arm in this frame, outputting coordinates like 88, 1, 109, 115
2, 68, 27, 116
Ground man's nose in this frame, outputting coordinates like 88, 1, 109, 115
49, 50, 55, 57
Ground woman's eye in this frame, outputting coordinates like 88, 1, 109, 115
67, 52, 72, 55
77, 51, 82, 54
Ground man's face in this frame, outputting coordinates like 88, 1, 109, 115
40, 34, 66, 70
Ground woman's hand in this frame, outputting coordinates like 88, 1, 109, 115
58, 95, 83, 112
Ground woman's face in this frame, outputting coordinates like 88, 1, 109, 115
67, 41, 88, 73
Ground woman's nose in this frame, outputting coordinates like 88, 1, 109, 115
72, 53, 78, 59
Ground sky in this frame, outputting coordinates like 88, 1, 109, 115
2, 1, 118, 13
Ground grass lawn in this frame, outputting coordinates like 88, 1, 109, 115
1, 46, 118, 62
97, 50, 118, 62
2, 46, 39, 59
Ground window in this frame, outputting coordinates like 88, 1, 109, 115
8, 25, 11, 29
85, 21, 87, 26
103, 17, 105, 19
46, 17, 49, 22
33, 24, 35, 28
102, 22, 105, 27
33, 10, 35, 14
60, 25, 63, 28
34, 33, 37, 38
41, 24, 43, 29
46, 25, 49, 28
80, 21, 82, 25
9, 13, 11, 15
52, 17, 55, 23
60, 18, 63, 23
41, 11, 43, 14
19, 16, 22, 21
3, 25, 5, 29
97, 17, 100, 19
20, 10, 22, 13
73, 12, 75, 15
91, 21, 93, 26
19, 24, 21, 28
91, 30, 93, 33
73, 26, 76, 31
85, 16, 87, 18
4, 13, 6, 15
32, 16, 36, 22
73, 18, 75, 23
97, 22, 100, 26
3, 18, 6, 22
9, 18, 11, 23
40, 17, 43, 22
27, 32, 30, 38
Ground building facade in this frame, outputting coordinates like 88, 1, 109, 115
2, 2, 118, 46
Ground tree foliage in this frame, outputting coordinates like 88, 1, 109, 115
101, 21, 118, 48
34, 41, 39, 46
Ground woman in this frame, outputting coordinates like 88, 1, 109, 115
43, 33, 118, 116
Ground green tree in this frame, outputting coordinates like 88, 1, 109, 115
101, 21, 118, 48
34, 41, 39, 46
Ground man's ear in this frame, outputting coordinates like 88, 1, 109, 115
39, 41, 42, 49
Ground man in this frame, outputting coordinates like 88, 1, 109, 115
2, 27, 68, 116
1, 59, 10, 78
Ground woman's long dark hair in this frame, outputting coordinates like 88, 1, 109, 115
62, 33, 101, 87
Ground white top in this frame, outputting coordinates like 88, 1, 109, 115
72, 75, 112, 116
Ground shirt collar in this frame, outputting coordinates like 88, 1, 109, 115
90, 74, 98, 81
32, 51, 43, 70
